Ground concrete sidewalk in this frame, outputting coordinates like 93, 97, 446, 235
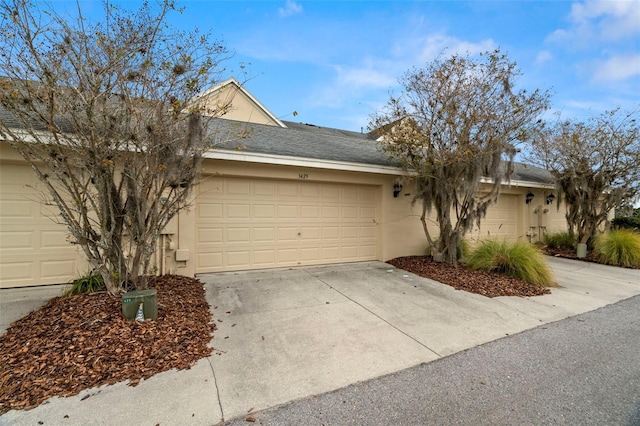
1, 257, 639, 425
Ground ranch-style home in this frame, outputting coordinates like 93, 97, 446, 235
0, 78, 568, 289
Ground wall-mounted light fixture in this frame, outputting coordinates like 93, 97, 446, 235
525, 191, 535, 204
546, 193, 556, 205
393, 182, 403, 198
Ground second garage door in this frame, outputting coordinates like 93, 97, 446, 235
0, 162, 86, 288
470, 194, 520, 241
195, 177, 380, 273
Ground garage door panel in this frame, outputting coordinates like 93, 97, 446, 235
227, 180, 250, 195
300, 205, 319, 218
198, 203, 223, 219
1, 199, 35, 218
195, 177, 380, 273
278, 205, 298, 218
300, 247, 320, 262
198, 178, 223, 195
300, 184, 320, 198
277, 248, 298, 263
360, 187, 378, 200
0, 231, 34, 249
299, 226, 320, 240
227, 204, 250, 219
1, 261, 34, 281
341, 186, 359, 201
321, 186, 340, 200
277, 227, 299, 241
341, 246, 359, 259
322, 247, 340, 261
198, 252, 223, 269
322, 206, 339, 219
278, 183, 299, 197
322, 226, 340, 239
227, 250, 251, 267
41, 230, 70, 248
253, 250, 276, 266
198, 227, 223, 244
360, 225, 377, 238
227, 227, 250, 243
252, 204, 276, 219
360, 207, 376, 220
360, 245, 377, 257
342, 206, 358, 219
341, 226, 358, 239
41, 259, 76, 280
253, 227, 276, 242
253, 182, 276, 196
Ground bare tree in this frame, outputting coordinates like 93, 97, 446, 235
371, 50, 550, 263
527, 108, 640, 248
0, 0, 234, 292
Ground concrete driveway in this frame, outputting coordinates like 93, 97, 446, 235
201, 257, 640, 422
1, 257, 639, 425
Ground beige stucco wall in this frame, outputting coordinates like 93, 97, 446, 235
1, 140, 570, 288
163, 159, 567, 276
198, 83, 281, 126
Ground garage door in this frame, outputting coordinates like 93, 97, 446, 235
0, 162, 85, 288
471, 194, 519, 241
195, 177, 380, 273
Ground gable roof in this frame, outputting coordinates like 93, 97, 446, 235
194, 78, 286, 128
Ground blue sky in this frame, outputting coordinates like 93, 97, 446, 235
56, 1, 640, 132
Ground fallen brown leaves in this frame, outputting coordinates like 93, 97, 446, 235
387, 256, 551, 298
0, 275, 215, 414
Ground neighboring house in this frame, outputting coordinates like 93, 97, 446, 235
0, 78, 567, 288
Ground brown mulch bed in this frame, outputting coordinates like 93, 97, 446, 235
541, 246, 598, 262
0, 275, 215, 414
387, 256, 551, 298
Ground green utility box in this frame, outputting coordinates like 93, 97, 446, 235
122, 289, 158, 321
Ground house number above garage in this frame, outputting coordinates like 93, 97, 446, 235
298, 173, 309, 180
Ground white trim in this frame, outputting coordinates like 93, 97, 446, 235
480, 176, 554, 190
205, 149, 555, 188
194, 78, 287, 128
204, 149, 406, 175
1, 127, 554, 188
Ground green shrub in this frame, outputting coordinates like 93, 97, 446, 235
458, 239, 471, 260
64, 271, 106, 296
543, 231, 576, 250
466, 239, 554, 287
593, 229, 640, 268
611, 216, 640, 231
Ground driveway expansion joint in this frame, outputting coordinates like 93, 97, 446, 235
207, 356, 225, 422
303, 269, 443, 359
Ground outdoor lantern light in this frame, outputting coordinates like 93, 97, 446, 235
546, 193, 556, 205
525, 191, 535, 204
393, 182, 403, 198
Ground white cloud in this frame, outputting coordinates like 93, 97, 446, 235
333, 64, 396, 89
548, 0, 640, 45
593, 54, 640, 81
308, 31, 499, 114
308, 60, 398, 110
416, 34, 498, 63
278, 0, 302, 18
535, 50, 553, 66
570, 0, 640, 40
